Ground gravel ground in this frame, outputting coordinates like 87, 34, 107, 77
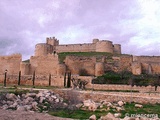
0, 109, 73, 120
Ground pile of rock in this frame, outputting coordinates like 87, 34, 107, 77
82, 99, 125, 112
0, 90, 64, 112
84, 99, 159, 120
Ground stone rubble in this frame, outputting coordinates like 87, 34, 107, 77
0, 90, 64, 112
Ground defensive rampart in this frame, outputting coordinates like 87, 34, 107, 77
0, 54, 22, 74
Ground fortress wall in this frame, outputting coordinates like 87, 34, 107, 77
95, 40, 113, 53
29, 54, 59, 75
133, 56, 160, 63
35, 43, 53, 56
113, 44, 121, 54
132, 62, 142, 75
119, 55, 133, 71
65, 56, 96, 76
150, 63, 160, 74
0, 54, 22, 75
20, 62, 30, 75
95, 62, 104, 76
0, 74, 64, 87
55, 43, 96, 53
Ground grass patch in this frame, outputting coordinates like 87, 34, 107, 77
49, 102, 160, 119
87, 88, 139, 93
49, 109, 107, 119
121, 102, 160, 118
58, 52, 114, 63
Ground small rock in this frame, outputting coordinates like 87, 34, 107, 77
24, 105, 32, 111
89, 114, 96, 120
114, 113, 121, 118
39, 96, 46, 103
25, 93, 36, 98
32, 102, 38, 110
118, 101, 124, 107
6, 93, 17, 101
2, 104, 8, 110
88, 103, 97, 111
51, 95, 57, 99
107, 102, 113, 107
17, 106, 26, 111
76, 103, 83, 108
24, 97, 34, 104
55, 98, 59, 103
6, 101, 13, 105
100, 112, 119, 120
116, 107, 123, 112
135, 104, 143, 108
83, 99, 95, 107
36, 92, 44, 98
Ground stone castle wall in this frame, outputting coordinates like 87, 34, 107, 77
132, 56, 160, 74
29, 54, 60, 75
64, 56, 96, 75
133, 56, 160, 63
35, 37, 122, 56
0, 54, 22, 75
35, 43, 53, 56
0, 74, 64, 87
56, 43, 95, 53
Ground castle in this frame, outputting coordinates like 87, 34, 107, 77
35, 37, 121, 56
0, 36, 160, 80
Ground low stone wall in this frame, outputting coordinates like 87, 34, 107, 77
87, 84, 160, 92
0, 74, 64, 87
54, 89, 160, 104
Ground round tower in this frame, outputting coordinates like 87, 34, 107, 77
92, 39, 99, 44
57, 64, 66, 76
95, 62, 104, 76
20, 62, 30, 75
35, 43, 53, 56
96, 40, 113, 53
131, 62, 142, 75
113, 44, 121, 54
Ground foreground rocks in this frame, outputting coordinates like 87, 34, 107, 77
0, 90, 64, 112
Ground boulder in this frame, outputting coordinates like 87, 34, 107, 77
89, 114, 96, 120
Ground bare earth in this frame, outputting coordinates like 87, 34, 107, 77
0, 109, 73, 120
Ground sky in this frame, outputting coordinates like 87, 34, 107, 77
0, 0, 160, 60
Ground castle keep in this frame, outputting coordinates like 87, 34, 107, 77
0, 36, 160, 87
35, 37, 121, 56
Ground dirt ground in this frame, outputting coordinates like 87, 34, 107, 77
0, 109, 73, 120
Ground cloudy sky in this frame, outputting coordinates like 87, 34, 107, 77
0, 0, 160, 60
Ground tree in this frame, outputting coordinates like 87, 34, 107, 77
71, 78, 88, 90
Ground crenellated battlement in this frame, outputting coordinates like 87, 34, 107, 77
46, 37, 59, 46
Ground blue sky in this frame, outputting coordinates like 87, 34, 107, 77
0, 0, 160, 60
